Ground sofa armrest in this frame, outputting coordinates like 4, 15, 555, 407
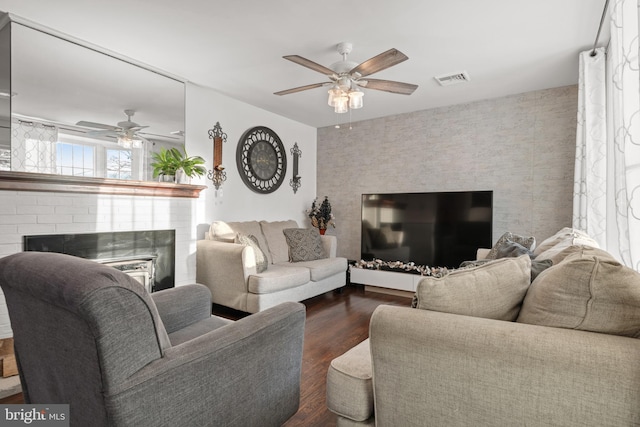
369, 305, 640, 427
196, 239, 257, 311
106, 302, 306, 427
151, 284, 212, 334
321, 234, 337, 258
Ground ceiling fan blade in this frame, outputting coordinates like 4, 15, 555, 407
359, 78, 418, 95
76, 120, 119, 131
87, 129, 120, 137
350, 49, 409, 77
283, 55, 337, 77
139, 131, 181, 140
128, 125, 149, 132
274, 82, 329, 96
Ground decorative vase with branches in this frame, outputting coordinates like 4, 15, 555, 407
307, 196, 336, 234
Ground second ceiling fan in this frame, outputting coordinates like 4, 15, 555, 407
275, 42, 418, 113
76, 109, 181, 148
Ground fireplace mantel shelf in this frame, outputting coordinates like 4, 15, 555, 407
0, 171, 207, 198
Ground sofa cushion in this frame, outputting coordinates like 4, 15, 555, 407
235, 233, 268, 273
544, 244, 617, 266
326, 339, 373, 422
283, 228, 326, 262
532, 227, 599, 261
517, 246, 640, 338
414, 255, 531, 321
260, 220, 298, 264
247, 263, 310, 294
210, 220, 272, 264
278, 257, 347, 282
486, 232, 536, 259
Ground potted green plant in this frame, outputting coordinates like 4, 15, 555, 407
151, 147, 180, 182
151, 147, 206, 183
175, 150, 207, 184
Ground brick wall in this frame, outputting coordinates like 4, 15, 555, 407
317, 86, 578, 261
0, 190, 201, 338
0, 191, 199, 282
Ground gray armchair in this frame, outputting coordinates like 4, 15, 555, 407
0, 252, 305, 427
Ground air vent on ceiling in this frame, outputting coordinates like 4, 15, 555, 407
434, 71, 470, 86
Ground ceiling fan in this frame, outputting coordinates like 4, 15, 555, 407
274, 42, 418, 113
76, 109, 179, 148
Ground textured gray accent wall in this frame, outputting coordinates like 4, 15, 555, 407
317, 85, 577, 262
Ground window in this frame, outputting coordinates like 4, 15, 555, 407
54, 131, 146, 180
106, 149, 132, 180
56, 142, 95, 177
7, 123, 170, 181
0, 148, 10, 171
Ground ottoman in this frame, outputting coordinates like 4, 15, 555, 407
326, 339, 375, 426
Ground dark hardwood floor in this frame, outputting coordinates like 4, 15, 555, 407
0, 285, 411, 426
282, 286, 411, 426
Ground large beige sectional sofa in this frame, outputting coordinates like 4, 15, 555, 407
327, 228, 640, 426
196, 220, 347, 313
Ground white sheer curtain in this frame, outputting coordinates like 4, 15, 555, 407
573, 0, 640, 270
10, 119, 58, 174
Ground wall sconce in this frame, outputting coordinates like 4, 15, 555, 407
290, 142, 302, 194
207, 122, 227, 190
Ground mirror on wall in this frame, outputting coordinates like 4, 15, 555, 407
0, 23, 10, 171
1, 16, 185, 181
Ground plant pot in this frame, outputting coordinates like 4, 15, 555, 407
175, 168, 191, 184
319, 228, 326, 235
159, 174, 175, 183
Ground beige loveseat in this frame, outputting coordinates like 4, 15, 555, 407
327, 229, 640, 426
197, 220, 347, 313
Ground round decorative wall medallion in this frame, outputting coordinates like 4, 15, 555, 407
236, 126, 287, 194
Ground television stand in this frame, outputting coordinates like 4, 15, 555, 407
350, 267, 424, 293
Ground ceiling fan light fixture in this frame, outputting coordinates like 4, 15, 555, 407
117, 135, 142, 149
327, 86, 341, 107
337, 76, 352, 91
348, 90, 364, 109
334, 95, 349, 114
277, 42, 417, 117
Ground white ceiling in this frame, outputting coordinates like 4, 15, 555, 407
0, 0, 609, 129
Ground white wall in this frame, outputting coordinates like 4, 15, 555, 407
186, 83, 317, 236
0, 84, 317, 339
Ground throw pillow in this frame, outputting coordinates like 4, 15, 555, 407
486, 232, 536, 260
414, 255, 532, 321
260, 220, 299, 264
494, 239, 535, 259
283, 228, 327, 262
532, 227, 599, 260
530, 259, 553, 281
517, 246, 640, 338
234, 233, 268, 273
211, 220, 272, 264
460, 257, 551, 283
459, 259, 491, 268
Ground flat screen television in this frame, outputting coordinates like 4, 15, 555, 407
361, 191, 492, 268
